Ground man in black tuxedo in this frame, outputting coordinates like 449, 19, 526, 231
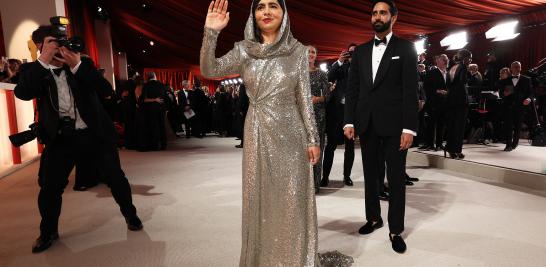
344, 0, 418, 253
178, 80, 194, 138
499, 61, 533, 151
423, 54, 450, 150
15, 26, 142, 253
322, 43, 358, 187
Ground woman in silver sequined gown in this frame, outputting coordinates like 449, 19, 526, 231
200, 1, 352, 266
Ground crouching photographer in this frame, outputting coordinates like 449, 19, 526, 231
14, 22, 143, 254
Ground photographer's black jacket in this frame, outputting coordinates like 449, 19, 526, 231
14, 57, 117, 144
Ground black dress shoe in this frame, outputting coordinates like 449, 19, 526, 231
389, 234, 407, 253
457, 153, 465, 159
503, 146, 513, 152
448, 152, 457, 159
73, 185, 89, 191
32, 233, 59, 253
407, 177, 419, 182
358, 218, 383, 235
320, 177, 329, 187
512, 144, 518, 149
405, 180, 414, 186
125, 216, 143, 231
378, 192, 390, 201
343, 177, 354, 186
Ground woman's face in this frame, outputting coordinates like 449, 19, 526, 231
500, 70, 510, 79
254, 0, 284, 35
308, 47, 317, 65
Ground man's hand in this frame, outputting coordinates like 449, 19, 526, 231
436, 89, 448, 96
344, 126, 355, 140
338, 51, 350, 63
419, 100, 425, 111
400, 133, 413, 151
523, 99, 531, 106
308, 146, 320, 165
57, 47, 81, 70
329, 82, 337, 92
38, 37, 60, 64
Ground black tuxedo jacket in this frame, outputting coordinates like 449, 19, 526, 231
446, 64, 469, 107
424, 68, 450, 109
328, 61, 351, 105
177, 90, 191, 109
499, 75, 533, 109
345, 35, 418, 136
14, 57, 117, 144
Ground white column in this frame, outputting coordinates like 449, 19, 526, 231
94, 19, 115, 89
117, 52, 129, 81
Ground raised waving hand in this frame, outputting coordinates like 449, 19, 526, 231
205, 0, 230, 32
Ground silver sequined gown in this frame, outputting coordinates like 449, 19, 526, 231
200, 4, 320, 267
201, 2, 354, 266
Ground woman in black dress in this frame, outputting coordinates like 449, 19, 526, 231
308, 45, 330, 193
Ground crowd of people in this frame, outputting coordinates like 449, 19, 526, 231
108, 73, 250, 151
413, 52, 545, 155
0, 57, 22, 83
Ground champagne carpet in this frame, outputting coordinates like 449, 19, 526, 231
1, 137, 545, 266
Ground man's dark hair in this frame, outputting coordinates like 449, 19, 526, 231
348, 43, 358, 50
32, 25, 54, 44
252, 0, 286, 44
372, 0, 398, 16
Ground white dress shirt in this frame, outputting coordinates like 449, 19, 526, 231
512, 74, 520, 86
344, 32, 416, 136
38, 59, 88, 130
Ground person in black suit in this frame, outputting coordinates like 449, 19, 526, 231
423, 54, 450, 150
137, 72, 167, 151
15, 26, 142, 253
322, 43, 358, 187
445, 49, 472, 159
235, 84, 249, 148
178, 80, 194, 138
344, 0, 418, 253
498, 61, 533, 151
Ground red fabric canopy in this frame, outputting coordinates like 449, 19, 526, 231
92, 1, 546, 74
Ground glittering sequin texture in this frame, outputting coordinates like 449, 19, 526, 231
200, 2, 325, 266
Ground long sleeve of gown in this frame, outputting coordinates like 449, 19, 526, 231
200, 27, 242, 78
295, 48, 319, 147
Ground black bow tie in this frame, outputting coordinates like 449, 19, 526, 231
512, 76, 519, 79
52, 68, 64, 76
374, 37, 387, 46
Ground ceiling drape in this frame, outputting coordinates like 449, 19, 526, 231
96, 0, 546, 71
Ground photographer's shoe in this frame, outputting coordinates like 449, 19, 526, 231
125, 216, 143, 231
32, 232, 59, 253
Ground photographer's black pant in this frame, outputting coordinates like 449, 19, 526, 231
37, 129, 137, 236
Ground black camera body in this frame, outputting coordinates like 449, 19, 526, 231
9, 122, 41, 147
50, 16, 84, 53
58, 116, 76, 136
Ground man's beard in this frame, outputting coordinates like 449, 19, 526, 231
373, 19, 392, 33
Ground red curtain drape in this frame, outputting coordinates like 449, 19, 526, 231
65, 0, 100, 66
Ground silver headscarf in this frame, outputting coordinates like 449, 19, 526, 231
241, 0, 300, 59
